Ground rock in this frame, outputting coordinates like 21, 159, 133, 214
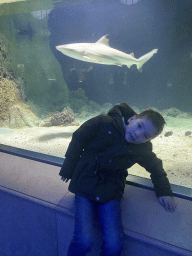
177, 113, 191, 119
0, 77, 39, 128
164, 131, 173, 137
88, 100, 102, 111
185, 131, 192, 136
8, 103, 39, 128
39, 108, 78, 127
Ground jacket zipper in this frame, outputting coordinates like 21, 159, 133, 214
95, 156, 98, 174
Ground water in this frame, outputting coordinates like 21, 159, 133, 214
0, 0, 192, 188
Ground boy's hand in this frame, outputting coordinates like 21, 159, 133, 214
158, 196, 177, 213
61, 177, 69, 183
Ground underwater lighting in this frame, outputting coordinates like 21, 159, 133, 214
119, 0, 141, 5
31, 9, 52, 20
0, 0, 26, 4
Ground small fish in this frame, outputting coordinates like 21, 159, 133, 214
17, 23, 35, 41
164, 131, 173, 137
17, 64, 24, 68
185, 131, 192, 136
167, 81, 172, 87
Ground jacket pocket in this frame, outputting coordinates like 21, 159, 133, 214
95, 176, 120, 202
75, 171, 99, 199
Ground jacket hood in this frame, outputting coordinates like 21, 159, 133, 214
107, 103, 137, 134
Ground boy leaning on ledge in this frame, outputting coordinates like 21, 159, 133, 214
60, 102, 177, 256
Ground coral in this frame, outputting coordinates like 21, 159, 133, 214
88, 101, 102, 112
0, 33, 27, 103
69, 88, 88, 112
50, 108, 75, 126
8, 103, 39, 128
0, 77, 39, 128
0, 33, 39, 128
69, 88, 87, 100
1, 17, 69, 110
0, 33, 11, 76
39, 108, 79, 127
69, 88, 103, 114
176, 113, 191, 119
162, 108, 183, 117
70, 98, 87, 113
162, 108, 192, 119
0, 62, 7, 79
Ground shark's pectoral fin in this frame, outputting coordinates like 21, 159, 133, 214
83, 52, 103, 63
83, 55, 95, 61
126, 64, 132, 68
83, 51, 119, 64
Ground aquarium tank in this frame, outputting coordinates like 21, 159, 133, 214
0, 0, 192, 189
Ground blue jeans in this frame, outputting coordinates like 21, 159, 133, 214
67, 195, 124, 256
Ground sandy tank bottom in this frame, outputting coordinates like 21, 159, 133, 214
0, 116, 192, 189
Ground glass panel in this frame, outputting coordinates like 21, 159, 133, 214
0, 0, 191, 189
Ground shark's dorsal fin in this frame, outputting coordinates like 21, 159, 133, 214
130, 52, 134, 57
95, 35, 110, 46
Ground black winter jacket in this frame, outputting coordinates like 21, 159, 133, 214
59, 103, 173, 202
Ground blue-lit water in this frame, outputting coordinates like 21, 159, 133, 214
0, 0, 192, 189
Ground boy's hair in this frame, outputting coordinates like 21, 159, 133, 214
136, 109, 166, 138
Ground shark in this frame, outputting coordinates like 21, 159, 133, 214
56, 35, 158, 71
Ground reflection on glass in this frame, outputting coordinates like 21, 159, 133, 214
119, 0, 141, 5
0, 0, 191, 189
0, 0, 26, 4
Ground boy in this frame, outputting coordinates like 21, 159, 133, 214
60, 103, 176, 256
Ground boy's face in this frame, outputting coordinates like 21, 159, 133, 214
125, 116, 157, 144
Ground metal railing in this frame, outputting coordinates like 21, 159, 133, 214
0, 143, 192, 201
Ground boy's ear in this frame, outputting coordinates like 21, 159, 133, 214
127, 115, 136, 123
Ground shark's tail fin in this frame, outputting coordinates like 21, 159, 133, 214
136, 49, 158, 71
